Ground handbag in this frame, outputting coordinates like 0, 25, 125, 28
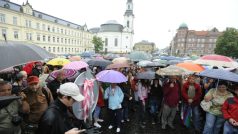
200, 100, 212, 112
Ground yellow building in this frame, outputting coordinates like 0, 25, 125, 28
133, 40, 156, 53
0, 0, 94, 55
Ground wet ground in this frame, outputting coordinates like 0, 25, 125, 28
97, 107, 195, 134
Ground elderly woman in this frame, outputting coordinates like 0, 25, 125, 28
203, 81, 233, 134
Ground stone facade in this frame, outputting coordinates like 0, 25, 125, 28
0, 0, 93, 55
133, 40, 156, 53
171, 23, 222, 56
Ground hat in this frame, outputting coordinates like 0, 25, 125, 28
58, 82, 84, 102
27, 76, 39, 85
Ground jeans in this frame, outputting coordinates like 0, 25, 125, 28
93, 106, 101, 120
223, 121, 238, 134
184, 104, 201, 131
150, 98, 158, 114
203, 112, 225, 134
108, 108, 122, 128
122, 106, 129, 120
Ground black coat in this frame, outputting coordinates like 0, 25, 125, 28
36, 99, 73, 134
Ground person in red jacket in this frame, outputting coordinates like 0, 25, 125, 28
93, 83, 105, 128
222, 85, 238, 134
182, 75, 202, 133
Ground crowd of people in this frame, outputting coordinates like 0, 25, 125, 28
0, 61, 238, 134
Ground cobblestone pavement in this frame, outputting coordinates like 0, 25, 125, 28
97, 107, 194, 134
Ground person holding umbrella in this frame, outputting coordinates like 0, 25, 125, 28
104, 83, 124, 133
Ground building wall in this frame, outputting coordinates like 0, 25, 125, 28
171, 28, 222, 56
133, 42, 155, 53
97, 31, 133, 53
0, 2, 93, 55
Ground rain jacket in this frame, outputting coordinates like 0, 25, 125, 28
104, 85, 124, 110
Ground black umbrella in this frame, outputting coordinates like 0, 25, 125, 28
136, 71, 155, 79
0, 42, 55, 71
0, 96, 21, 109
87, 59, 112, 68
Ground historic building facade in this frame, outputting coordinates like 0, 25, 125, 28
133, 40, 156, 53
171, 23, 222, 56
0, 0, 93, 55
89, 0, 134, 53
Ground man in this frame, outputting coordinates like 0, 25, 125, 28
222, 85, 238, 134
0, 81, 28, 134
47, 70, 67, 99
22, 76, 53, 132
182, 75, 202, 133
104, 83, 124, 133
161, 76, 180, 129
37, 82, 85, 134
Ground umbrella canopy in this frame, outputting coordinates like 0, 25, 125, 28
63, 61, 88, 70
168, 60, 182, 65
136, 71, 155, 79
156, 65, 192, 76
46, 69, 80, 82
194, 54, 238, 68
176, 62, 205, 73
69, 56, 81, 61
73, 69, 99, 121
80, 51, 93, 58
96, 70, 127, 83
104, 53, 120, 60
199, 69, 238, 82
146, 62, 167, 67
47, 58, 70, 66
112, 57, 130, 64
0, 42, 55, 71
137, 60, 153, 67
129, 51, 152, 62
87, 59, 112, 68
106, 63, 130, 69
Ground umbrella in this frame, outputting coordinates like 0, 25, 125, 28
156, 65, 192, 76
80, 51, 93, 58
87, 59, 112, 68
47, 58, 70, 66
104, 53, 120, 60
168, 60, 182, 65
69, 56, 81, 61
96, 70, 127, 83
63, 61, 88, 70
146, 62, 167, 67
0, 42, 55, 71
0, 96, 21, 109
106, 63, 130, 69
129, 51, 152, 62
73, 69, 99, 121
112, 57, 130, 64
176, 62, 205, 73
199, 69, 238, 82
194, 54, 238, 68
136, 71, 155, 79
46, 69, 80, 82
137, 60, 153, 67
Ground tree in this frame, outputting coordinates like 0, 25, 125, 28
215, 28, 238, 58
92, 36, 104, 53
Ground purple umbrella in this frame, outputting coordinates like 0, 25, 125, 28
96, 70, 127, 83
63, 61, 88, 70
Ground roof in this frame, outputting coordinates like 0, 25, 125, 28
0, 0, 82, 29
179, 23, 188, 29
194, 31, 209, 36
89, 27, 100, 33
103, 20, 120, 25
100, 20, 123, 32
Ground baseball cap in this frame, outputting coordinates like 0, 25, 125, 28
58, 82, 84, 102
27, 76, 39, 85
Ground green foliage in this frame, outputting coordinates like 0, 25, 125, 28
92, 36, 104, 53
215, 28, 238, 58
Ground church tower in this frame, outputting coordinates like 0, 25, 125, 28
124, 0, 134, 33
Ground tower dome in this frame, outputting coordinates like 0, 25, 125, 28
179, 23, 188, 29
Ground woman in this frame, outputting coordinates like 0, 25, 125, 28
203, 81, 233, 134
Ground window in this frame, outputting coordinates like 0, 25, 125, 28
61, 47, 63, 53
29, 21, 31, 28
53, 37, 55, 42
114, 38, 118, 47
13, 17, 17, 25
61, 38, 63, 43
48, 47, 51, 52
127, 21, 129, 28
48, 26, 50, 31
25, 20, 28, 27
68, 39, 70, 44
105, 38, 108, 46
37, 34, 40, 41
57, 47, 60, 52
61, 29, 63, 34
65, 47, 67, 53
26, 33, 32, 40
43, 35, 46, 41
53, 47, 55, 52
0, 14, 6, 23
57, 37, 59, 43
68, 48, 70, 52
57, 28, 59, 33
65, 39, 67, 44
14, 31, 18, 39
48, 36, 51, 42
52, 27, 55, 32
36, 23, 40, 29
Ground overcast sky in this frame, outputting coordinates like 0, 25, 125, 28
10, 0, 238, 49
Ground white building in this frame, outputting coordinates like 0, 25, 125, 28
89, 0, 134, 53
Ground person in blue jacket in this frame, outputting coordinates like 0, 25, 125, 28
104, 83, 124, 133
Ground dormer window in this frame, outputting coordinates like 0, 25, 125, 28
4, 4, 10, 9
38, 14, 42, 18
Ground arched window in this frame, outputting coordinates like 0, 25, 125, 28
127, 21, 129, 28
48, 47, 51, 52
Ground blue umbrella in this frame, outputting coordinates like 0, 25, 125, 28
199, 69, 238, 82
80, 51, 92, 58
